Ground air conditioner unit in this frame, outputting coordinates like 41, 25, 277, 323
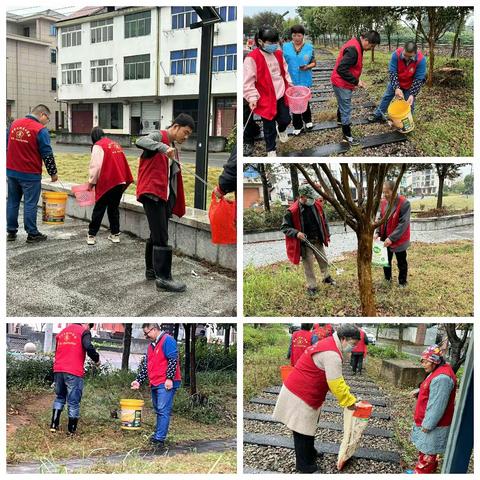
164, 76, 175, 85
102, 83, 112, 92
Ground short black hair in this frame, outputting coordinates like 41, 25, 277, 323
362, 30, 381, 45
141, 323, 160, 330
404, 41, 418, 54
290, 24, 305, 35
91, 126, 105, 144
255, 26, 279, 46
32, 104, 51, 115
172, 113, 195, 131
88, 323, 94, 329
301, 323, 313, 331
336, 324, 361, 341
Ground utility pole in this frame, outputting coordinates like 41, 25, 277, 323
44, 323, 54, 353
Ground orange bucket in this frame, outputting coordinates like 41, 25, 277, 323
280, 365, 293, 382
353, 401, 373, 419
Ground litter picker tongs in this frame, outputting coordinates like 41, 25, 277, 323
302, 237, 344, 275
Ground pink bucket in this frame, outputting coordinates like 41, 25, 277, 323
71, 183, 95, 207
285, 86, 312, 114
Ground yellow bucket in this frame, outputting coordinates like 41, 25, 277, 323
387, 98, 414, 133
120, 398, 144, 430
42, 191, 68, 224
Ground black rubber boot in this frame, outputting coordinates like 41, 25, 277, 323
153, 246, 186, 292
49, 409, 62, 432
67, 417, 78, 435
145, 239, 155, 280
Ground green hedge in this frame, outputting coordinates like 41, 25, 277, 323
243, 324, 289, 353
367, 344, 409, 360
178, 340, 236, 372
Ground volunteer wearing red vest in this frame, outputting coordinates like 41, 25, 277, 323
281, 185, 335, 296
410, 345, 457, 474
86, 127, 134, 245
350, 327, 369, 375
131, 323, 181, 447
331, 31, 380, 145
375, 180, 411, 286
7, 104, 59, 243
50, 323, 100, 434
313, 323, 333, 341
135, 114, 194, 293
369, 41, 426, 123
244, 26, 293, 157
273, 325, 361, 473
288, 324, 317, 366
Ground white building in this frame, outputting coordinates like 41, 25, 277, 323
56, 6, 237, 140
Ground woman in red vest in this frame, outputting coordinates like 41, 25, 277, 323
350, 326, 369, 375
410, 345, 457, 473
288, 324, 317, 366
135, 114, 194, 293
244, 26, 293, 157
87, 127, 134, 245
273, 324, 361, 473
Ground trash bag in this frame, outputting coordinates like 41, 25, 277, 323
337, 401, 373, 470
208, 192, 236, 244
371, 241, 389, 267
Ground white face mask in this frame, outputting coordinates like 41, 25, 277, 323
305, 198, 315, 206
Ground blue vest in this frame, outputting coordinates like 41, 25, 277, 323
282, 41, 314, 87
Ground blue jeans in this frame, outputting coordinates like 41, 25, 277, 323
333, 86, 353, 125
151, 384, 178, 441
52, 372, 84, 418
375, 83, 415, 118
7, 175, 42, 235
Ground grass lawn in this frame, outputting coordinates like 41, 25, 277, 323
243, 240, 473, 317
52, 152, 223, 207
7, 369, 236, 466
409, 194, 473, 212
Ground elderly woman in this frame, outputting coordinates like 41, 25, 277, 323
410, 345, 457, 474
273, 324, 361, 473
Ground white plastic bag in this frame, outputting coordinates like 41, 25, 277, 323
371, 241, 389, 267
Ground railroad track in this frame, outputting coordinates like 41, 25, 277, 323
243, 366, 403, 474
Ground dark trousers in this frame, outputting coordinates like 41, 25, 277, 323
351, 352, 364, 374
262, 97, 291, 152
243, 101, 260, 145
88, 184, 124, 236
7, 175, 42, 235
292, 102, 312, 130
384, 248, 408, 285
293, 430, 318, 473
52, 372, 84, 418
142, 196, 169, 247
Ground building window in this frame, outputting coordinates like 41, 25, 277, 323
99, 103, 123, 129
170, 49, 197, 75
171, 7, 198, 29
51, 49, 57, 64
51, 78, 57, 91
217, 6, 236, 22
124, 10, 151, 38
61, 62, 82, 84
50, 25, 57, 36
91, 18, 113, 43
212, 44, 237, 72
91, 58, 113, 82
23, 27, 30, 37
61, 25, 82, 47
124, 54, 150, 80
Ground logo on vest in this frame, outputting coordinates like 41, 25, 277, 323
11, 127, 32, 143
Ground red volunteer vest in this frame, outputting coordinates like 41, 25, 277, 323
313, 324, 333, 341
94, 137, 134, 201
285, 199, 330, 265
53, 324, 87, 378
352, 329, 366, 354
7, 117, 45, 174
136, 130, 186, 218
290, 330, 313, 366
380, 195, 410, 249
147, 333, 182, 387
285, 335, 342, 409
396, 48, 424, 90
247, 48, 290, 121
331, 37, 363, 90
414, 363, 457, 427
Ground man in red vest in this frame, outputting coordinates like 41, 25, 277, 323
86, 127, 134, 245
331, 31, 380, 145
350, 326, 369, 375
281, 185, 336, 296
288, 324, 317, 366
313, 323, 333, 341
135, 114, 194, 293
7, 104, 59, 243
131, 323, 181, 448
50, 323, 100, 434
375, 180, 411, 286
369, 41, 426, 123
410, 344, 457, 473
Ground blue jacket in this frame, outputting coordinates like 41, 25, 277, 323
282, 42, 314, 87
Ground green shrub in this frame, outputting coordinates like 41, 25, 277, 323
243, 324, 288, 353
178, 340, 236, 372
367, 344, 409, 360
243, 208, 265, 232
7, 353, 54, 389
225, 124, 236, 153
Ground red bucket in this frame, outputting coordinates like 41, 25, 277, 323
71, 183, 95, 207
285, 86, 312, 114
280, 365, 293, 383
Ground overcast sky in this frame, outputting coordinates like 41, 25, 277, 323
7, 6, 77, 16
244, 7, 298, 20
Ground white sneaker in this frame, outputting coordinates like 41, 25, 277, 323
267, 150, 277, 157
305, 122, 313, 129
276, 125, 289, 143
86, 235, 96, 245
293, 129, 303, 136
108, 233, 120, 243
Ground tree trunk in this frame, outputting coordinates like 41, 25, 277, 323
387, 32, 391, 51
451, 14, 465, 58
190, 324, 197, 396
371, 48, 375, 63
184, 324, 191, 386
290, 164, 299, 200
258, 164, 270, 212
427, 39, 435, 87
356, 228, 376, 316
121, 323, 132, 371
437, 174, 445, 209
173, 323, 179, 341
224, 325, 231, 352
